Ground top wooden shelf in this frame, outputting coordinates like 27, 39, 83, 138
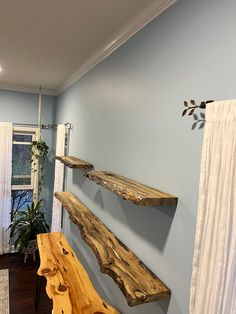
56, 156, 93, 170
86, 171, 177, 206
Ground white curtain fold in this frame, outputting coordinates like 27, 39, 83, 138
0, 122, 13, 255
190, 99, 236, 314
51, 124, 66, 232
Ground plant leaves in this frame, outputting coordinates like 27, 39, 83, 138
182, 109, 188, 116
30, 139, 49, 198
190, 99, 196, 105
8, 200, 48, 251
184, 101, 188, 107
193, 113, 198, 120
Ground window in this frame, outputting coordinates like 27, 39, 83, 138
11, 127, 38, 216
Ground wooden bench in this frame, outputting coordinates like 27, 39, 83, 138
37, 232, 119, 314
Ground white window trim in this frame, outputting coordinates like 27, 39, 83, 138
12, 127, 39, 201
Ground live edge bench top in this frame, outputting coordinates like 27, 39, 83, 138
37, 232, 119, 314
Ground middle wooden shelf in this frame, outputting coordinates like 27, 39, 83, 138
87, 170, 178, 206
55, 191, 171, 307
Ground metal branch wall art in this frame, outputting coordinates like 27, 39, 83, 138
192, 112, 205, 130
182, 99, 214, 130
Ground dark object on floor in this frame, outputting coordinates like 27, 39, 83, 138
35, 274, 43, 310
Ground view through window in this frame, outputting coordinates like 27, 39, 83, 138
11, 128, 38, 219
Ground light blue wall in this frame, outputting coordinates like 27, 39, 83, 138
56, 0, 236, 313
0, 89, 57, 220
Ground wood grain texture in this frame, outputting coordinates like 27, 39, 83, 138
86, 171, 177, 206
37, 232, 119, 314
56, 156, 94, 170
55, 192, 171, 306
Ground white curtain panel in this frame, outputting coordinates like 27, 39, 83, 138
51, 124, 66, 232
0, 123, 13, 255
190, 100, 236, 314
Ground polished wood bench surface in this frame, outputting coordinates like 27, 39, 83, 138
37, 232, 119, 314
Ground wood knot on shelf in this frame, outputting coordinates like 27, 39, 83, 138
134, 290, 147, 300
41, 266, 58, 277
62, 248, 69, 255
58, 283, 68, 293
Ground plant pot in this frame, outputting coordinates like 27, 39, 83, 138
22, 239, 38, 263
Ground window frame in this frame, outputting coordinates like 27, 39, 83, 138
11, 127, 39, 202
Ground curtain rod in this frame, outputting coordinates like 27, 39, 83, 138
13, 122, 72, 130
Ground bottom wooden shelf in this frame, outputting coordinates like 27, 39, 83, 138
37, 232, 119, 314
55, 191, 171, 307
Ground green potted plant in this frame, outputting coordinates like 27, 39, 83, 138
31, 138, 49, 194
9, 200, 49, 262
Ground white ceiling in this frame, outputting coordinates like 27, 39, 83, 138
0, 0, 175, 95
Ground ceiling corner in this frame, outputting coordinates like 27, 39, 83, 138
56, 0, 176, 95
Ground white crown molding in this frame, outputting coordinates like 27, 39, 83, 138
57, 0, 176, 95
0, 83, 57, 96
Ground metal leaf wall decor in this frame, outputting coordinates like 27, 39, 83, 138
182, 99, 214, 130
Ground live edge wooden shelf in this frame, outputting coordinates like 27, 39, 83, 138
55, 191, 171, 307
56, 156, 94, 170
37, 232, 118, 314
87, 171, 178, 206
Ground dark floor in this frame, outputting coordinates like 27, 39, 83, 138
0, 253, 52, 314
